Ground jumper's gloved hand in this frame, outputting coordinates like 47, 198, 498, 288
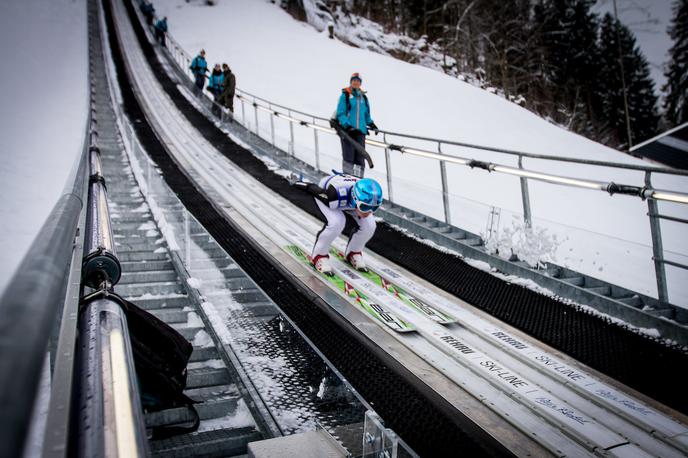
368, 122, 379, 135
294, 181, 329, 203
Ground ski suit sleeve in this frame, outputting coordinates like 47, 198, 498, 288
293, 181, 341, 207
365, 97, 373, 126
336, 93, 349, 128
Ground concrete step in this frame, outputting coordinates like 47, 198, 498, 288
115, 240, 165, 253
148, 308, 188, 324
120, 260, 174, 272
190, 346, 219, 363
185, 384, 239, 402
192, 277, 256, 291
116, 280, 185, 297
208, 289, 266, 304
120, 270, 179, 284
189, 258, 235, 269
586, 285, 611, 296
128, 294, 189, 310
118, 250, 169, 262
110, 213, 153, 223
561, 276, 585, 287
173, 325, 205, 341
112, 220, 160, 232
615, 295, 643, 308
145, 397, 240, 428
464, 237, 483, 247
151, 427, 261, 458
186, 367, 232, 389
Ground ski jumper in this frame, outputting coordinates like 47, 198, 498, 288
311, 174, 376, 259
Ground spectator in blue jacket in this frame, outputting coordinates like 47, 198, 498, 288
189, 49, 208, 93
141, 2, 155, 26
335, 73, 378, 176
154, 17, 167, 47
207, 63, 224, 116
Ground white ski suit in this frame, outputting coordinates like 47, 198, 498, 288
311, 174, 376, 259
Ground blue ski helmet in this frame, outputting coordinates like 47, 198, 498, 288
351, 178, 383, 213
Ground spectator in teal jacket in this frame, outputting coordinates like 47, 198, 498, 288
154, 17, 167, 47
189, 50, 208, 92
335, 73, 378, 176
207, 63, 224, 116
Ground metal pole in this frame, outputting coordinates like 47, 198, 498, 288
146, 155, 153, 196
184, 209, 191, 268
288, 110, 295, 155
383, 132, 394, 203
269, 105, 275, 146
438, 143, 451, 225
645, 171, 669, 303
253, 98, 259, 136
518, 155, 532, 227
313, 118, 321, 172
241, 98, 246, 126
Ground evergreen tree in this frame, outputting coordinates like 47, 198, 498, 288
598, 13, 660, 147
663, 0, 688, 127
534, 0, 601, 131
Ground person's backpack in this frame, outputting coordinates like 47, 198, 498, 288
81, 291, 199, 439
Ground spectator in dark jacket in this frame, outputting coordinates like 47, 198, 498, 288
189, 49, 208, 93
220, 63, 236, 113
141, 2, 155, 25
154, 17, 167, 47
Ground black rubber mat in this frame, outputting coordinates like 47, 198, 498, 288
104, 1, 507, 456
117, 0, 688, 419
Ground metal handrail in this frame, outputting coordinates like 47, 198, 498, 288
76, 293, 148, 458
0, 120, 90, 458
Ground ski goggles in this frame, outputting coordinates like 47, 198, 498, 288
356, 200, 380, 213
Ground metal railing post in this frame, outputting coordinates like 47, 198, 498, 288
288, 109, 295, 155
438, 143, 451, 225
313, 117, 321, 172
646, 171, 669, 303
253, 98, 259, 135
184, 209, 191, 268
241, 97, 246, 126
269, 104, 276, 146
518, 155, 533, 227
383, 132, 394, 204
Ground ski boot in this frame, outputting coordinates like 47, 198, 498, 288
346, 252, 368, 272
312, 254, 333, 276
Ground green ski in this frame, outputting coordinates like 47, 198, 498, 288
285, 245, 415, 333
330, 249, 456, 324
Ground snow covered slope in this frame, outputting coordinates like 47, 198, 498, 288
154, 0, 688, 306
0, 0, 89, 295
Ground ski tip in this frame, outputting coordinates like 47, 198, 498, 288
439, 318, 458, 325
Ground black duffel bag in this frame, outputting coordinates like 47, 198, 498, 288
81, 290, 199, 439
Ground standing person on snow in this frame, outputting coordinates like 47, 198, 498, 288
189, 49, 208, 93
207, 63, 224, 115
154, 17, 167, 47
335, 73, 379, 177
294, 174, 383, 274
141, 1, 155, 26
220, 63, 236, 114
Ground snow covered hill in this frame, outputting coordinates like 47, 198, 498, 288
131, 0, 688, 305
0, 0, 88, 295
